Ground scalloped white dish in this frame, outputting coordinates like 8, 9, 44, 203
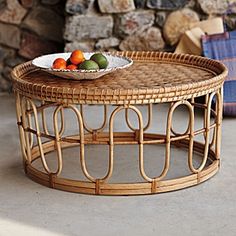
32, 52, 133, 80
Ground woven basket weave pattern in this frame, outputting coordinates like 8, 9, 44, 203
11, 51, 227, 104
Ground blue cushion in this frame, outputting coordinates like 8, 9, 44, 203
202, 30, 236, 116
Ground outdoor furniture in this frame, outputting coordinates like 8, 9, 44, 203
11, 51, 227, 195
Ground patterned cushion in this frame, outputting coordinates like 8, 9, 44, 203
202, 31, 236, 116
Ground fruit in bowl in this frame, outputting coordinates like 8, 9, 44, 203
66, 64, 77, 70
69, 50, 85, 65
32, 51, 133, 80
52, 58, 67, 69
90, 53, 108, 69
79, 60, 99, 70
52, 50, 108, 71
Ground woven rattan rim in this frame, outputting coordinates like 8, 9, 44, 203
11, 51, 228, 104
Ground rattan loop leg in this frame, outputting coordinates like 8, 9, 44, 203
52, 105, 64, 176
49, 173, 56, 188
24, 160, 29, 174
15, 92, 27, 162
215, 88, 223, 160
26, 100, 33, 148
66, 105, 96, 182
95, 179, 101, 195
151, 180, 158, 193
20, 97, 32, 163
125, 104, 152, 131
80, 104, 107, 133
41, 101, 50, 135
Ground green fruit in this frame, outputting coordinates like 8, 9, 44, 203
90, 53, 108, 69
78, 60, 99, 70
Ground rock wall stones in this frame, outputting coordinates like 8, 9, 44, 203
119, 27, 165, 51
147, 0, 189, 10
22, 6, 64, 43
0, 0, 65, 92
163, 8, 200, 45
64, 15, 113, 41
64, 0, 236, 54
0, 23, 21, 49
115, 10, 155, 36
198, 0, 228, 15
64, 0, 165, 52
0, 0, 27, 24
98, 0, 135, 13
65, 0, 96, 15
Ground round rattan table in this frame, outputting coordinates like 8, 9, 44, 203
11, 51, 228, 195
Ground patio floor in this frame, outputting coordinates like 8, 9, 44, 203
0, 94, 236, 236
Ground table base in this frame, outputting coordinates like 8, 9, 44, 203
25, 135, 219, 195
15, 89, 223, 195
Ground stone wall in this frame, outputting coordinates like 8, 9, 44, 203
0, 0, 65, 92
64, 0, 236, 53
1, 0, 236, 93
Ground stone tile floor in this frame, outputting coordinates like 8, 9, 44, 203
0, 94, 236, 236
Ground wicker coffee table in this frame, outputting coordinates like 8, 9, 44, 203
11, 51, 227, 195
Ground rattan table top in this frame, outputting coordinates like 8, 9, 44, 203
11, 51, 227, 104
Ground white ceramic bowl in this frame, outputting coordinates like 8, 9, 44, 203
32, 52, 133, 80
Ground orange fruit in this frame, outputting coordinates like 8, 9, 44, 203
66, 64, 77, 70
70, 50, 84, 65
52, 58, 66, 69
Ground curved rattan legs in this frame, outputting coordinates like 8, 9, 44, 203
125, 104, 152, 131
80, 104, 107, 133
15, 89, 223, 195
15, 92, 27, 163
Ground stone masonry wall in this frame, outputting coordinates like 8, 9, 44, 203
1, 0, 236, 93
0, 0, 65, 92
64, 0, 236, 53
